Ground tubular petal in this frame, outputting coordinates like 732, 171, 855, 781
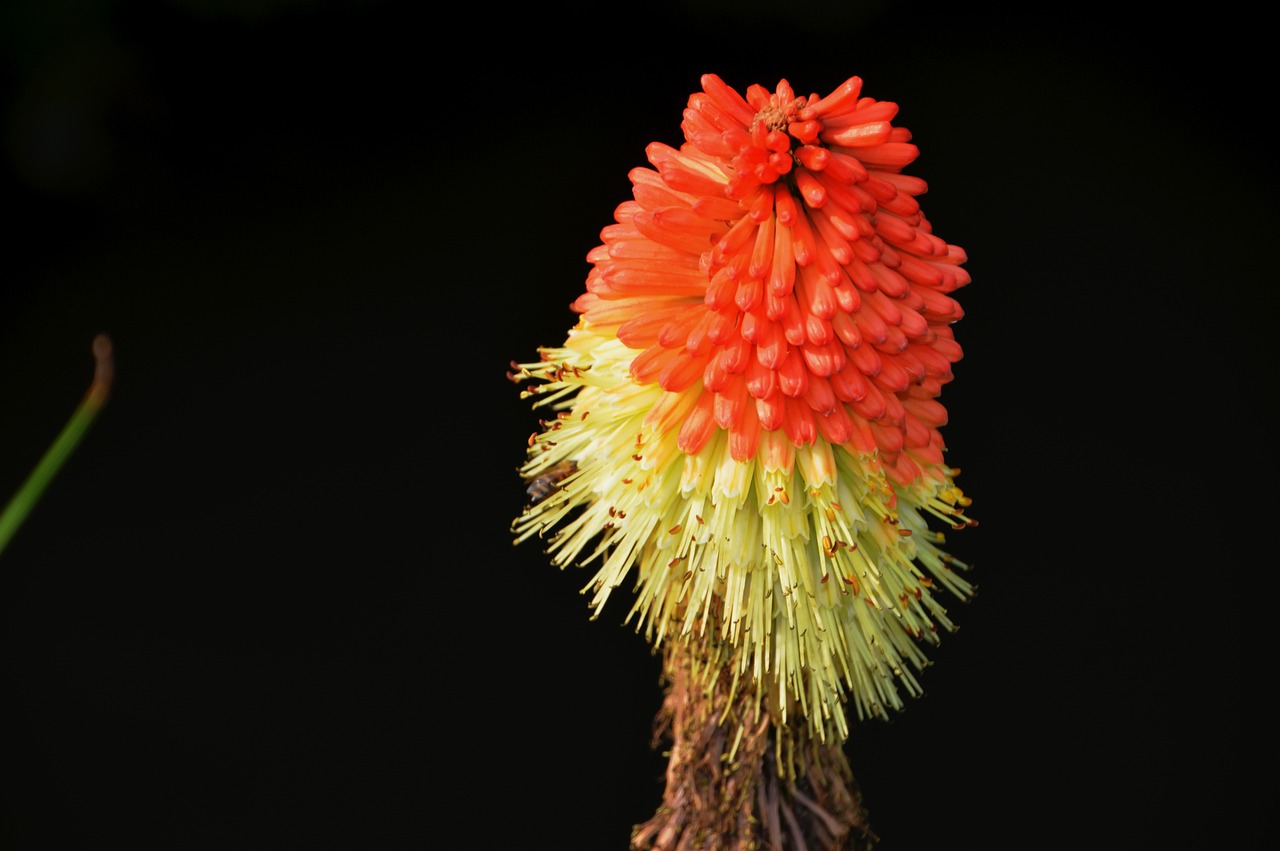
633, 209, 719, 254
870, 420, 904, 455
734, 276, 763, 312
853, 304, 889, 345
748, 185, 775, 222
823, 150, 869, 184
821, 120, 893, 147
831, 311, 861, 348
699, 73, 757, 126
728, 395, 761, 461
909, 343, 956, 380
714, 374, 749, 429
849, 381, 887, 420
774, 182, 799, 225
808, 209, 854, 265
846, 141, 919, 168
802, 373, 837, 415
878, 324, 909, 353
600, 265, 708, 297
830, 360, 868, 402
693, 195, 744, 221
777, 348, 810, 397
676, 390, 718, 455
804, 314, 833, 347
779, 296, 807, 346
794, 144, 829, 171
756, 392, 785, 431
787, 212, 818, 267
832, 280, 860, 314
631, 344, 681, 383
739, 304, 768, 343
903, 413, 932, 448
618, 303, 695, 348
872, 355, 912, 393
797, 77, 863, 119
685, 307, 726, 355
820, 99, 900, 129
659, 350, 707, 392
869, 262, 911, 299
801, 340, 845, 376
782, 397, 817, 446
768, 216, 797, 297
847, 342, 882, 377
748, 215, 776, 279
706, 308, 738, 346
755, 319, 787, 369
866, 289, 904, 328
794, 169, 827, 207
655, 306, 708, 348
932, 336, 964, 363
896, 304, 929, 339
913, 283, 964, 321
903, 397, 948, 426
745, 355, 777, 399
712, 214, 760, 270
815, 403, 853, 445
705, 268, 738, 311
797, 263, 838, 319
844, 256, 878, 293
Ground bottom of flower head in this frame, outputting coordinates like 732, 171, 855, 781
512, 324, 975, 741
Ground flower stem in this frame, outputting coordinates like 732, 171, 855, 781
632, 632, 878, 850
0, 335, 114, 558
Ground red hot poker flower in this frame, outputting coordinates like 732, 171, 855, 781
514, 75, 975, 741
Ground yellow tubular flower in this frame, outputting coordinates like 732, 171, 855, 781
512, 74, 975, 744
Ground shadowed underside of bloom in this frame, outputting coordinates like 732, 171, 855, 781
512, 74, 975, 743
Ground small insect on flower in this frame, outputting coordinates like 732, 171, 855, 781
525, 460, 578, 503
512, 73, 976, 744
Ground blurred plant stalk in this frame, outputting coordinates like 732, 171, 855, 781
0, 335, 113, 557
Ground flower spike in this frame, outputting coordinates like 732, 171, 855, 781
513, 75, 975, 744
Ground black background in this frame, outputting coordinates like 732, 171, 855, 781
2, 1, 1275, 848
